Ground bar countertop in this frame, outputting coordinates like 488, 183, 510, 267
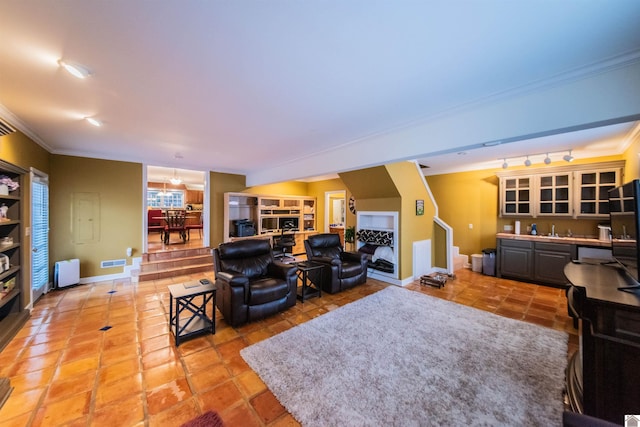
496, 232, 612, 248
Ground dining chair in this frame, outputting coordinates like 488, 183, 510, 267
164, 209, 187, 244
186, 214, 203, 240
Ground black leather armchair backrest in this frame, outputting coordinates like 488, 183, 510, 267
216, 239, 273, 280
307, 233, 343, 259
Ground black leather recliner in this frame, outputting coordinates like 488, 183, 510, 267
304, 233, 368, 294
213, 239, 298, 327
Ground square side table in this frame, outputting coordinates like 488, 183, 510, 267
295, 261, 323, 302
168, 281, 216, 346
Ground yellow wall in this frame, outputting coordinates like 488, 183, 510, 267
307, 178, 352, 234
246, 181, 309, 197
0, 130, 50, 308
210, 172, 246, 248
50, 155, 142, 277
385, 162, 433, 277
623, 129, 640, 181
426, 169, 499, 257
339, 162, 434, 279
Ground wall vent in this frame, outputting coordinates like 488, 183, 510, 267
0, 119, 16, 137
101, 259, 127, 268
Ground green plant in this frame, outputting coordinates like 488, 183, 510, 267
344, 226, 355, 243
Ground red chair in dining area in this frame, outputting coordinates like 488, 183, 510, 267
147, 209, 164, 240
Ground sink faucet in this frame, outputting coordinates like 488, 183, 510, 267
551, 224, 555, 237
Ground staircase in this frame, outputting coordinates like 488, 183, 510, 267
138, 247, 213, 282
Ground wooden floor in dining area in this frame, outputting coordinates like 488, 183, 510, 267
147, 233, 205, 253
0, 268, 578, 426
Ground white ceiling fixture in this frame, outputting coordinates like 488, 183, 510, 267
169, 169, 182, 185
85, 117, 102, 127
58, 60, 92, 79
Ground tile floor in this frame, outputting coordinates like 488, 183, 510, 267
0, 268, 578, 427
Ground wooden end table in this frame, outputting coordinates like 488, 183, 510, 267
168, 280, 216, 346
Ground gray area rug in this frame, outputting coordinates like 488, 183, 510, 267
241, 286, 568, 426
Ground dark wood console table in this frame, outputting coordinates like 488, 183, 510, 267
564, 262, 640, 424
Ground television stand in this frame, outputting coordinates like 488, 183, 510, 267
564, 262, 640, 424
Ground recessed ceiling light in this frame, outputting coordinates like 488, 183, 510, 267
58, 59, 92, 79
85, 117, 102, 127
483, 140, 502, 147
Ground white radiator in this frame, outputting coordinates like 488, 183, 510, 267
55, 259, 80, 288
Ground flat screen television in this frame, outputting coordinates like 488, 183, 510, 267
608, 179, 640, 287
278, 217, 299, 231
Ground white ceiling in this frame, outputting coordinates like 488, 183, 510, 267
1, 1, 640, 186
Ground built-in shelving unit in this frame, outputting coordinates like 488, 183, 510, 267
0, 160, 28, 351
0, 160, 29, 406
223, 193, 317, 254
356, 211, 399, 283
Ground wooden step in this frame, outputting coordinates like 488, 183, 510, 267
139, 247, 213, 282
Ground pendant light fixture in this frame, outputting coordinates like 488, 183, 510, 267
544, 153, 551, 165
169, 169, 182, 185
524, 156, 532, 167
157, 181, 169, 197
502, 158, 508, 169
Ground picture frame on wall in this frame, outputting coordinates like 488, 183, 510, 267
416, 199, 424, 216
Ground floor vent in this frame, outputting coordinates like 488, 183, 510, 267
101, 259, 127, 268
0, 119, 16, 137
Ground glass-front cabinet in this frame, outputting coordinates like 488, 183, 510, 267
537, 173, 572, 216
498, 161, 623, 219
501, 176, 532, 216
576, 169, 619, 217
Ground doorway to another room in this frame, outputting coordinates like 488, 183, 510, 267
325, 190, 346, 246
145, 166, 208, 253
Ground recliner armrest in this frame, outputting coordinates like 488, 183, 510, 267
310, 255, 341, 266
267, 262, 298, 280
216, 271, 249, 288
341, 251, 367, 263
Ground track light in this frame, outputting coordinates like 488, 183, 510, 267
58, 60, 92, 79
499, 149, 574, 170
563, 150, 574, 162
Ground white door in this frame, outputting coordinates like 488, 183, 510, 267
31, 169, 49, 303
